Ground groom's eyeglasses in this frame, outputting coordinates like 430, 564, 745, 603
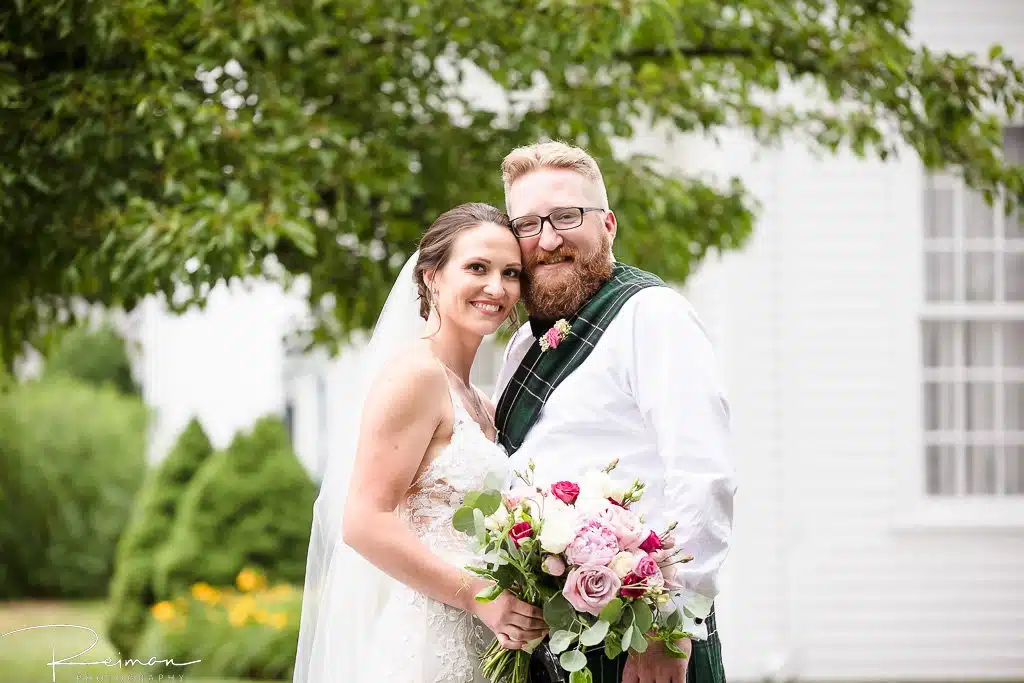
509, 207, 605, 238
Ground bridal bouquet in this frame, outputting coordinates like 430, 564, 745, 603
452, 460, 694, 683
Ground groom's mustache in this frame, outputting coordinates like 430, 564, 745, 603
528, 245, 580, 270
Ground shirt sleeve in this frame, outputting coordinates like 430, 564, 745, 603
491, 323, 531, 405
626, 287, 737, 636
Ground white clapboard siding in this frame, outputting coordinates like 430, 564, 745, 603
682, 1, 1024, 679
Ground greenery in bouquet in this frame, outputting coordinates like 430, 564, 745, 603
452, 461, 695, 683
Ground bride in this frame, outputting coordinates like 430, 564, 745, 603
292, 202, 547, 683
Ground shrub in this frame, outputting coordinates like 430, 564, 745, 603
154, 415, 316, 600
42, 323, 141, 396
106, 418, 214, 656
0, 376, 148, 598
137, 568, 301, 680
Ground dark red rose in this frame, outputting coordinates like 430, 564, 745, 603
619, 572, 647, 598
509, 521, 534, 547
638, 530, 664, 553
551, 481, 581, 505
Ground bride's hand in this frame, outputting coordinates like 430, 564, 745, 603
468, 580, 548, 650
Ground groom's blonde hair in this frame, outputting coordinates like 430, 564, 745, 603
500, 141, 610, 213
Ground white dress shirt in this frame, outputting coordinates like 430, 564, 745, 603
492, 286, 736, 640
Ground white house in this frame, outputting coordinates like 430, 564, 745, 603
136, 0, 1024, 679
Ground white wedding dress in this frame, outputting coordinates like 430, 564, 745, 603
357, 373, 511, 682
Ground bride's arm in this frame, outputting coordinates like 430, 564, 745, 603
341, 352, 545, 646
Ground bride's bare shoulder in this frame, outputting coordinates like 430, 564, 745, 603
364, 343, 447, 416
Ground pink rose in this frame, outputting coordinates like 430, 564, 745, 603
597, 505, 646, 551
562, 564, 621, 616
620, 571, 647, 598
638, 530, 664, 553
565, 520, 619, 566
541, 554, 567, 577
551, 481, 581, 505
509, 521, 533, 547
650, 548, 690, 589
544, 327, 562, 349
633, 553, 661, 579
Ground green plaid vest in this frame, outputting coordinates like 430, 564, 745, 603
494, 263, 666, 454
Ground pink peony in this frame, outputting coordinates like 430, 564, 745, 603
597, 504, 646, 551
541, 554, 567, 577
565, 520, 619, 566
562, 564, 621, 616
509, 521, 533, 547
638, 530, 664, 553
551, 481, 581, 505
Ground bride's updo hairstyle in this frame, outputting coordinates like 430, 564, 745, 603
413, 202, 512, 320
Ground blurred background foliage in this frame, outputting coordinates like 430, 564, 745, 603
2, 0, 1023, 366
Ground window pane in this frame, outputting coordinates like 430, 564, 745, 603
924, 382, 959, 430
965, 381, 996, 430
1007, 208, 1024, 239
925, 445, 959, 495
925, 252, 956, 302
922, 321, 957, 368
965, 251, 996, 301
1003, 322, 1024, 368
964, 191, 994, 237
925, 186, 955, 238
1005, 446, 1024, 495
965, 445, 998, 495
1005, 382, 1024, 431
964, 322, 996, 368
1005, 253, 1024, 301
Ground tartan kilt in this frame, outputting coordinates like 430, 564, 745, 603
528, 607, 725, 683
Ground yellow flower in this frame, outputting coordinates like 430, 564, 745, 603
151, 601, 176, 622
235, 568, 266, 593
268, 583, 293, 599
228, 606, 249, 627
191, 582, 220, 604
268, 613, 288, 630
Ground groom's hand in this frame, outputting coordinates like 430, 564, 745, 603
470, 581, 547, 650
623, 637, 691, 683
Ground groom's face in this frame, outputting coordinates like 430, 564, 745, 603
507, 168, 616, 319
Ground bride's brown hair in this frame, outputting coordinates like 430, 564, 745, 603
413, 202, 514, 321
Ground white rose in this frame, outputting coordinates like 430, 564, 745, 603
484, 503, 510, 532
579, 470, 613, 500
609, 551, 635, 578
538, 503, 579, 554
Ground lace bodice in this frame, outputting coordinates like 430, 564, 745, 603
398, 380, 510, 562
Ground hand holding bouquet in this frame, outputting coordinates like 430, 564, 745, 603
451, 460, 695, 683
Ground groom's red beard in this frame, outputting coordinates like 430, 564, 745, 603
523, 232, 614, 320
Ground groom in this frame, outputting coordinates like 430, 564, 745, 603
492, 141, 736, 683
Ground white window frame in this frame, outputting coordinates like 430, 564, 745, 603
901, 127, 1024, 529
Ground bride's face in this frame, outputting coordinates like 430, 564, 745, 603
430, 221, 523, 336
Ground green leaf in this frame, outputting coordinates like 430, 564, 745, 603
474, 507, 486, 544
664, 606, 682, 632
544, 593, 576, 631
632, 599, 654, 634
604, 630, 623, 660
559, 650, 587, 673
631, 628, 649, 654
474, 490, 503, 516
664, 640, 689, 658
475, 582, 503, 603
548, 629, 577, 654
579, 619, 610, 647
570, 667, 594, 683
621, 625, 634, 654
599, 597, 624, 624
452, 507, 476, 534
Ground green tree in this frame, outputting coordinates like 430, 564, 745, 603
2, 1, 1022, 364
106, 418, 214, 657
42, 323, 141, 396
153, 415, 316, 600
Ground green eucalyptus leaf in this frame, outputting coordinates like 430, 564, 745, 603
452, 507, 476, 534
548, 629, 577, 654
559, 650, 587, 673
580, 619, 611, 647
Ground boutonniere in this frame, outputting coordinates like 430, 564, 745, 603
538, 319, 572, 352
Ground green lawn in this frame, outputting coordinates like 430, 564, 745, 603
0, 601, 253, 683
